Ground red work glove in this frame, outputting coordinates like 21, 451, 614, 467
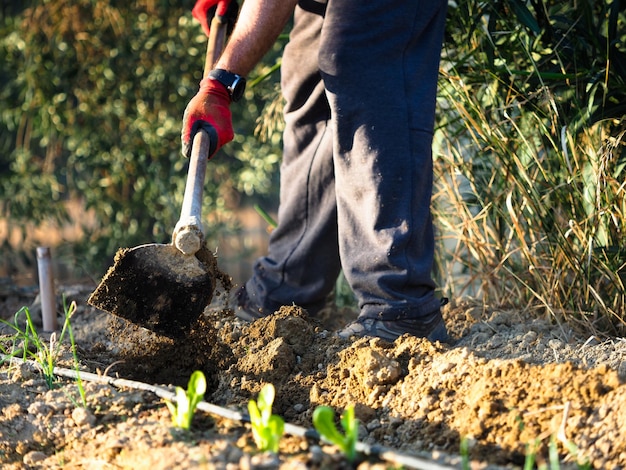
181, 78, 233, 159
192, 0, 239, 37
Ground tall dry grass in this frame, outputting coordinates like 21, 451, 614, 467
434, 0, 626, 336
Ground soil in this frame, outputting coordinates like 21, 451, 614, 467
1, 277, 626, 469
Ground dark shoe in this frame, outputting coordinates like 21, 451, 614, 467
338, 309, 450, 343
229, 285, 269, 322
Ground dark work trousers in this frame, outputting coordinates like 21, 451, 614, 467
244, 0, 448, 321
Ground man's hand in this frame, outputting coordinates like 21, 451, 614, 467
181, 78, 233, 159
192, 0, 238, 37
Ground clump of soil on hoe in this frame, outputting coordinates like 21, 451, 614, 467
87, 245, 224, 339
1, 281, 626, 469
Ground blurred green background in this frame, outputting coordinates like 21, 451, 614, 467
0, 0, 285, 285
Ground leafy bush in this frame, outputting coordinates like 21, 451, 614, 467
0, 0, 283, 275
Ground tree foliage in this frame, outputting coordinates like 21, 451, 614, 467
0, 0, 283, 273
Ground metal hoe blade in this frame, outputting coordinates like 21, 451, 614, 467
88, 244, 216, 339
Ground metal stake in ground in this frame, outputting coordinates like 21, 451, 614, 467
37, 247, 57, 332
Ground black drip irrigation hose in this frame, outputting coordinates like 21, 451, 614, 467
3, 356, 456, 470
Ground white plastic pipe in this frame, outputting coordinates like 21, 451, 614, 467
36, 247, 57, 332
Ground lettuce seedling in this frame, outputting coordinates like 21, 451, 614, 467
248, 383, 285, 453
312, 404, 359, 462
166, 370, 206, 430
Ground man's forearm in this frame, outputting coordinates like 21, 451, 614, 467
215, 0, 298, 77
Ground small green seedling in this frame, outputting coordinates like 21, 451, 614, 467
166, 370, 206, 430
1, 300, 79, 391
62, 299, 87, 408
312, 404, 359, 462
248, 383, 285, 453
460, 436, 471, 470
521, 435, 591, 470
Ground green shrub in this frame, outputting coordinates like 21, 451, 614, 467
0, 0, 284, 275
